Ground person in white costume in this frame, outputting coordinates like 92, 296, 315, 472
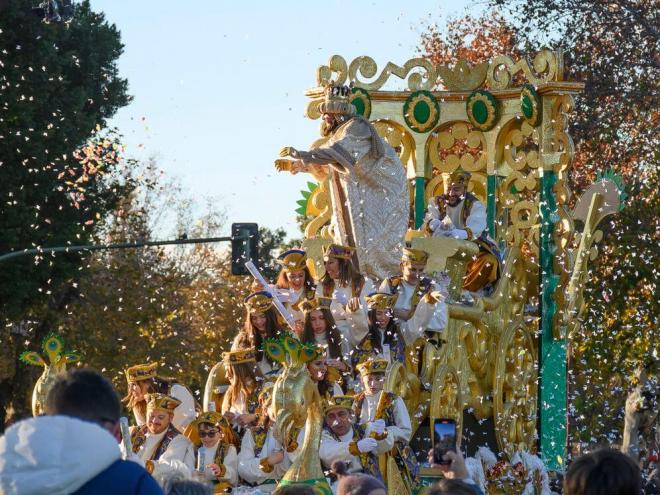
191, 411, 238, 491
220, 348, 262, 433
237, 385, 295, 492
124, 362, 196, 434
232, 291, 283, 376
130, 393, 195, 479
378, 247, 448, 338
315, 243, 373, 349
278, 84, 408, 281
423, 170, 500, 292
269, 248, 316, 318
353, 359, 412, 444
320, 395, 391, 489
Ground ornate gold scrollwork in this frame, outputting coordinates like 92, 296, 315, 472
488, 49, 562, 90
493, 317, 538, 455
497, 119, 541, 271
426, 121, 487, 203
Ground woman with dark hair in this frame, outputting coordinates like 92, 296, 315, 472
220, 349, 263, 433
124, 362, 196, 433
316, 244, 373, 349
232, 291, 283, 375
306, 346, 343, 398
299, 298, 350, 374
352, 292, 431, 373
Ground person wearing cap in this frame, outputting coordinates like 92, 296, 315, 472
191, 411, 239, 491
299, 296, 351, 374
320, 395, 391, 486
270, 248, 316, 316
237, 384, 294, 491
278, 84, 408, 281
423, 170, 500, 293
354, 359, 411, 444
130, 393, 195, 479
379, 247, 448, 338
220, 348, 263, 433
124, 362, 196, 434
232, 291, 283, 375
307, 345, 345, 398
316, 243, 373, 348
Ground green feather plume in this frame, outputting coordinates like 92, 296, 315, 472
264, 339, 287, 364
42, 333, 64, 365
19, 351, 47, 367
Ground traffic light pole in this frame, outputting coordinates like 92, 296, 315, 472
0, 235, 244, 263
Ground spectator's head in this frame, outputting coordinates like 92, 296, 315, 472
427, 479, 480, 495
564, 448, 641, 495
45, 368, 121, 440
324, 396, 355, 437
336, 474, 387, 495
145, 393, 180, 435
162, 477, 211, 495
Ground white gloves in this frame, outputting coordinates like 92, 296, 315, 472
428, 218, 441, 232
366, 419, 386, 436
442, 228, 468, 240
357, 437, 378, 453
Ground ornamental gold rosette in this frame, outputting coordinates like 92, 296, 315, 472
520, 84, 542, 127
403, 90, 439, 133
466, 89, 499, 131
349, 87, 371, 118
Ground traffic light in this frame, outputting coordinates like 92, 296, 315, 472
231, 223, 259, 275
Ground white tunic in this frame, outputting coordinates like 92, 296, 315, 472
197, 442, 238, 487
319, 428, 393, 474
358, 391, 412, 443
136, 429, 195, 478
237, 427, 292, 489
425, 197, 488, 238
316, 279, 374, 347
133, 383, 196, 433
378, 279, 448, 334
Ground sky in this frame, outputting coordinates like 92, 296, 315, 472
90, 0, 475, 239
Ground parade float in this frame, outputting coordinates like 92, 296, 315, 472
200, 48, 625, 493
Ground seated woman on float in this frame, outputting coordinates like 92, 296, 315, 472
297, 296, 350, 376
315, 243, 373, 347
306, 345, 344, 398
232, 291, 283, 375
269, 248, 316, 316
220, 348, 263, 434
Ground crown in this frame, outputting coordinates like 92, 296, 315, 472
277, 249, 308, 272
401, 247, 429, 265
298, 296, 333, 314
125, 362, 158, 383
192, 411, 224, 429
448, 169, 471, 186
319, 84, 356, 116
324, 395, 355, 414
365, 292, 397, 310
244, 291, 273, 313
145, 393, 181, 413
323, 243, 355, 261
222, 348, 257, 365
356, 358, 389, 377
